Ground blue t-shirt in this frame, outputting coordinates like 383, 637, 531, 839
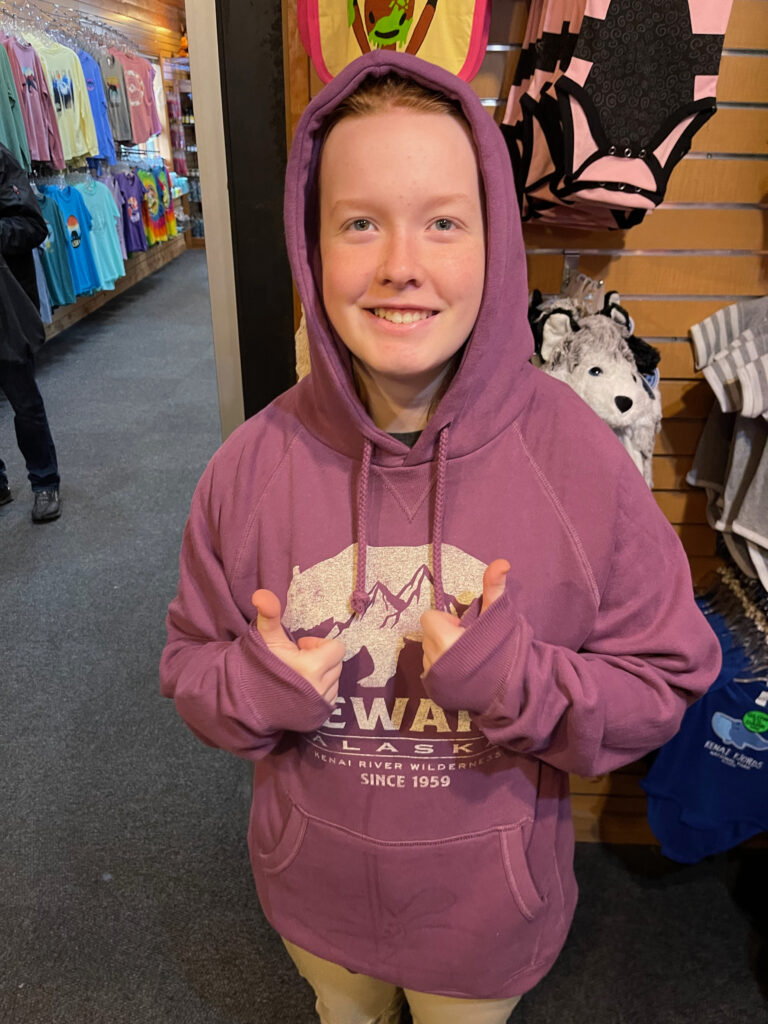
77, 49, 116, 164
75, 180, 125, 290
42, 185, 100, 296
641, 606, 768, 863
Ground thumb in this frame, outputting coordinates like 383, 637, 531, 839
421, 609, 461, 635
297, 635, 324, 651
251, 589, 291, 645
481, 559, 510, 614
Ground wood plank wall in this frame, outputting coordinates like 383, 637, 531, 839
0, 0, 184, 58
282, 0, 767, 844
478, 0, 768, 587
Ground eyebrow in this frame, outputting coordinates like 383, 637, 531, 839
328, 193, 475, 215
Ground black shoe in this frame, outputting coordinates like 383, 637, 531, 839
32, 488, 61, 523
0, 485, 11, 506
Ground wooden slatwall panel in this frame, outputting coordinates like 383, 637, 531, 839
483, 0, 767, 841
281, 0, 767, 843
481, 0, 768, 592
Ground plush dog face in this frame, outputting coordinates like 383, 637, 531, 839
543, 316, 653, 431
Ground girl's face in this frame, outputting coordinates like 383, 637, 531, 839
319, 108, 486, 402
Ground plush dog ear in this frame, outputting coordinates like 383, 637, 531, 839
602, 291, 635, 335
625, 334, 661, 376
540, 311, 577, 363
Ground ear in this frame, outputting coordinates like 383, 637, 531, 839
540, 312, 575, 363
602, 291, 634, 335
625, 335, 661, 375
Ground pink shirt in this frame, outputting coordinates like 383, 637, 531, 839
109, 48, 157, 144
1, 33, 64, 168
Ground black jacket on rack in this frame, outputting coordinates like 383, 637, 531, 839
0, 142, 48, 363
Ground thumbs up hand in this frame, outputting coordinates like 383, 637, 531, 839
420, 559, 510, 675
252, 589, 345, 705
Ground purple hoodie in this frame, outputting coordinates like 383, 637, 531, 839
161, 52, 721, 999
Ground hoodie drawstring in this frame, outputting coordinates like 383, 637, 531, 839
350, 425, 450, 615
351, 437, 373, 615
431, 425, 449, 613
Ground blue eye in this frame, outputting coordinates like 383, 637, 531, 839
433, 218, 455, 231
588, 366, 603, 376
349, 219, 372, 232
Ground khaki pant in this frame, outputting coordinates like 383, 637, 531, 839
283, 940, 522, 1024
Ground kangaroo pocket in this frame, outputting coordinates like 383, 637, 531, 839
250, 801, 550, 994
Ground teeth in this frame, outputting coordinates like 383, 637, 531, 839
372, 308, 432, 324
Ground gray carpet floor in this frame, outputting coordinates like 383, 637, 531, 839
1, 249, 766, 1023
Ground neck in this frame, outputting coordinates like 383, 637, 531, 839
353, 360, 450, 433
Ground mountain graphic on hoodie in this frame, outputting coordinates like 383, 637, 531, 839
283, 544, 485, 688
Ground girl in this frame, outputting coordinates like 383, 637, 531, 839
161, 51, 720, 1024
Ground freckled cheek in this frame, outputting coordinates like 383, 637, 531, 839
323, 251, 375, 305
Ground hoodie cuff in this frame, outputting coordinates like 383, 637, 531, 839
239, 622, 336, 734
423, 589, 524, 715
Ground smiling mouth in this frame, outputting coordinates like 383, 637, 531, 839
369, 308, 437, 324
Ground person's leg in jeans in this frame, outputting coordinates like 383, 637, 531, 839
282, 940, 405, 1024
0, 354, 59, 491
0, 456, 10, 503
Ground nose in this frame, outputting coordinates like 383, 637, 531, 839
615, 395, 633, 413
378, 229, 422, 288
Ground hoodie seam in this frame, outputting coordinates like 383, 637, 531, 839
513, 423, 600, 609
229, 425, 303, 587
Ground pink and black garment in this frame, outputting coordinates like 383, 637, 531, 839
503, 0, 733, 228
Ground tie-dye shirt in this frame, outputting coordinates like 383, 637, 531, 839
137, 167, 167, 245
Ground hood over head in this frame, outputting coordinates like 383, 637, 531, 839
284, 51, 536, 464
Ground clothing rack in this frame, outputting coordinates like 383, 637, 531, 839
698, 563, 768, 679
0, 0, 151, 58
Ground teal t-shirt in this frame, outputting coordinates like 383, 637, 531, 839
75, 180, 125, 290
35, 192, 75, 308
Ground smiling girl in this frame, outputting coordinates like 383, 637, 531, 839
161, 52, 720, 1024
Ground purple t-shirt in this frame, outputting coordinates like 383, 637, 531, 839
116, 170, 147, 253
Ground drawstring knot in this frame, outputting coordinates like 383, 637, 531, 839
351, 589, 372, 615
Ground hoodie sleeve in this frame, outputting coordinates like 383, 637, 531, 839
0, 144, 48, 254
160, 460, 337, 761
422, 478, 722, 778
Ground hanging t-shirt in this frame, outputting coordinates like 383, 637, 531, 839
25, 33, 98, 162
641, 606, 768, 863
109, 49, 157, 145
0, 42, 30, 170
42, 185, 100, 295
116, 170, 147, 253
97, 51, 133, 144
1, 33, 65, 168
75, 179, 125, 290
137, 166, 166, 245
77, 49, 116, 165
104, 172, 127, 259
35, 190, 76, 307
154, 165, 176, 237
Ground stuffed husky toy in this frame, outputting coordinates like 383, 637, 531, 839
534, 298, 662, 488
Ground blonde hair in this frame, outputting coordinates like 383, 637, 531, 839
322, 72, 471, 140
